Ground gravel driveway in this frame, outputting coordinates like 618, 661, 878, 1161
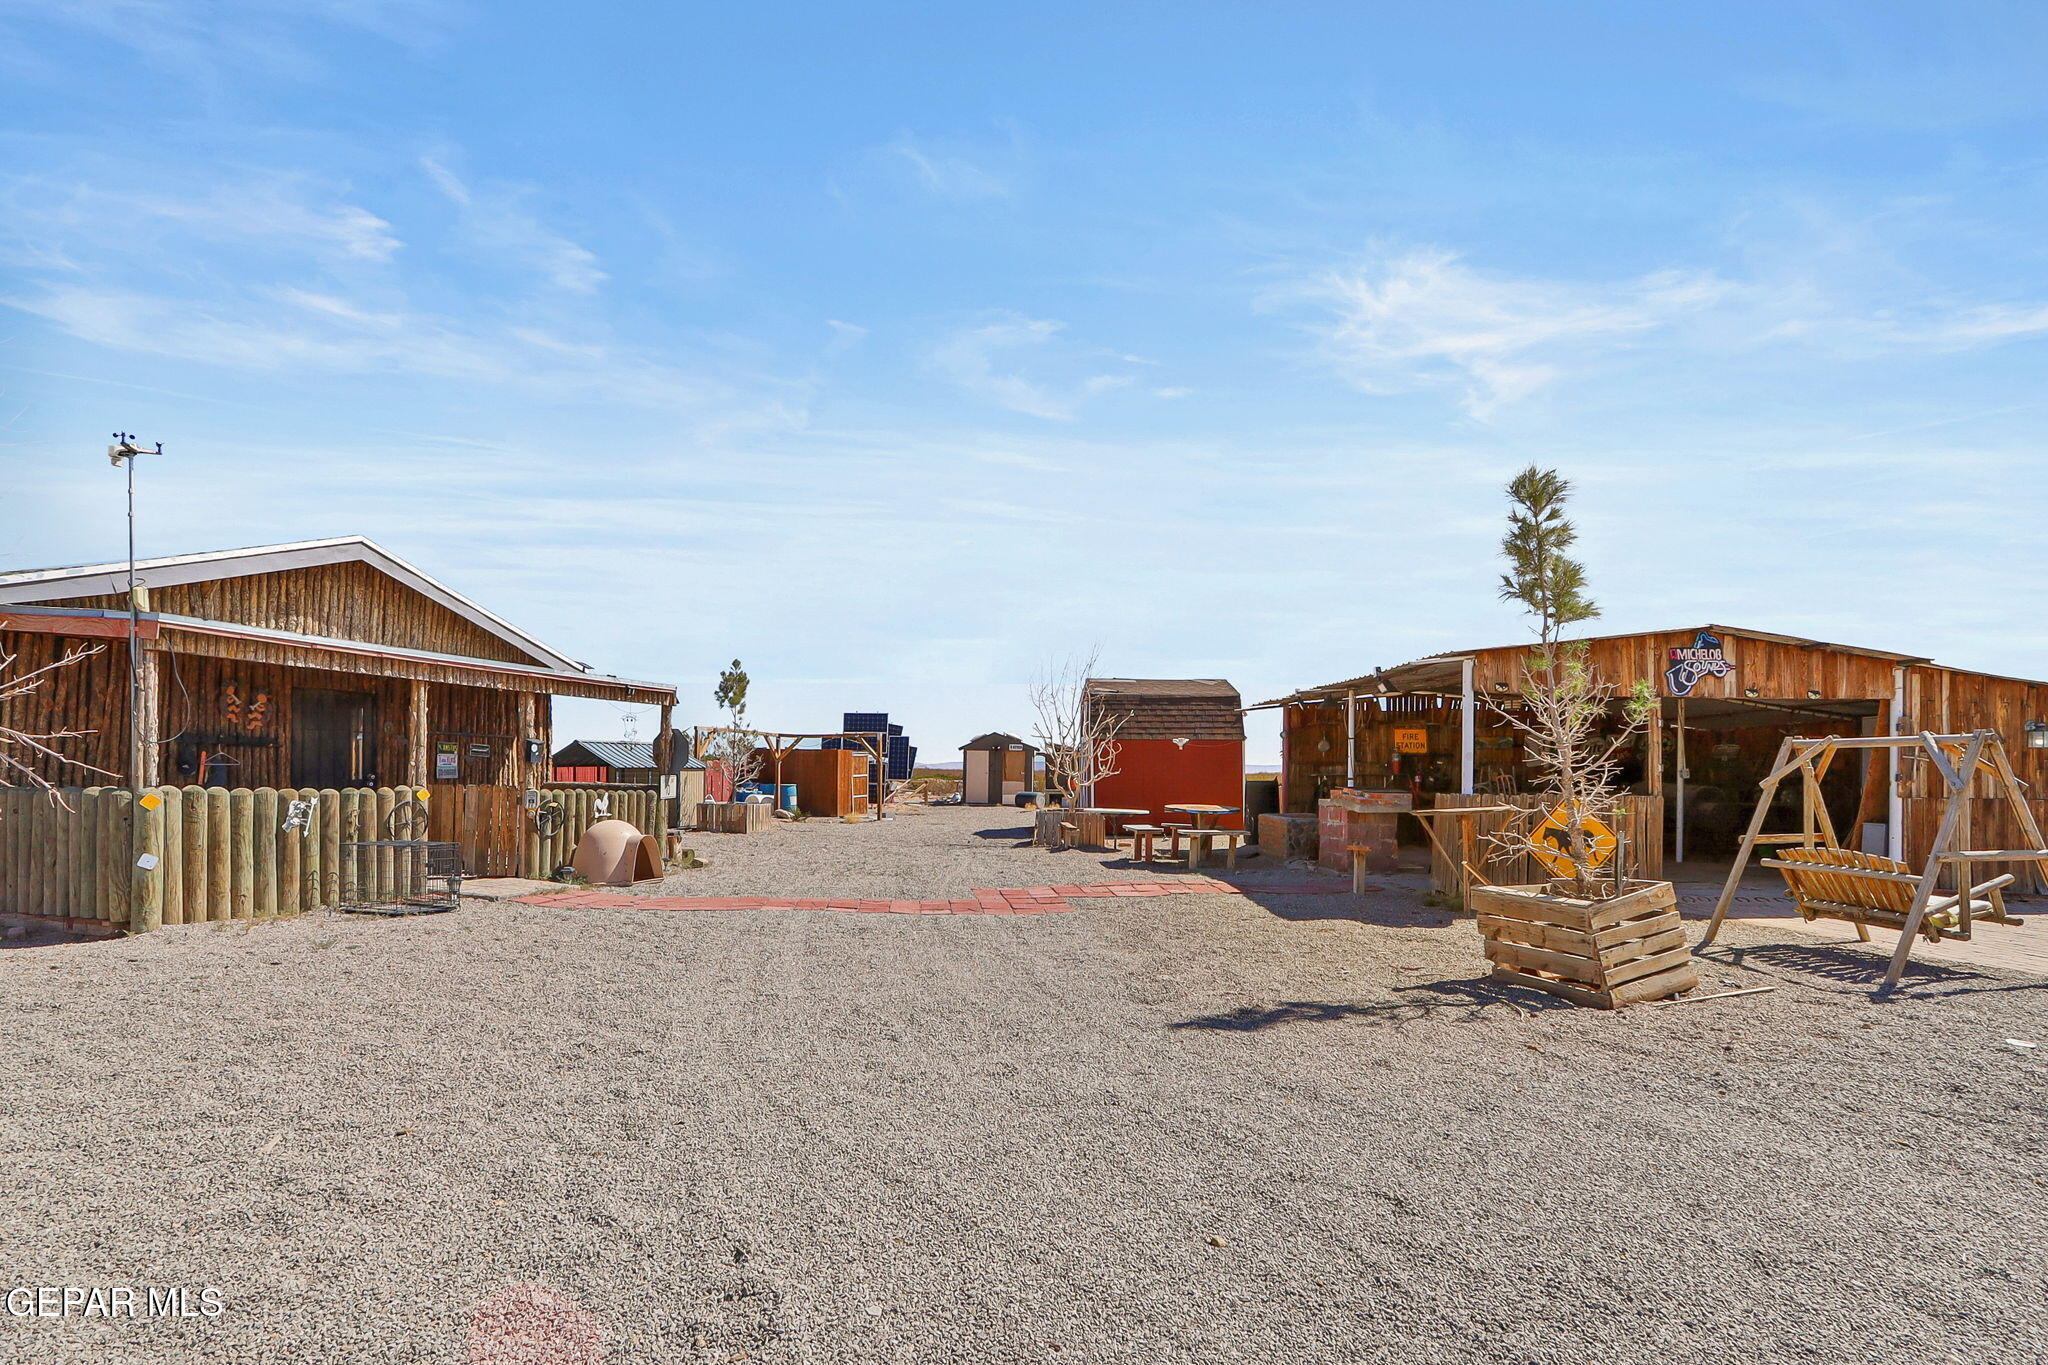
3, 807, 2044, 1364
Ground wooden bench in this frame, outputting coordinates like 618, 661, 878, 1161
1160, 822, 1193, 857
1184, 827, 1246, 871
1760, 845, 2022, 948
1124, 824, 1166, 863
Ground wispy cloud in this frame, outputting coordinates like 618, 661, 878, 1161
885, 134, 1015, 201
1290, 248, 1729, 418
929, 315, 1133, 420
421, 155, 606, 293
0, 175, 400, 265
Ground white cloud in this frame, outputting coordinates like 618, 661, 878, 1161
886, 135, 1014, 201
421, 155, 606, 293
1293, 249, 1730, 418
928, 316, 1134, 420
1, 177, 400, 264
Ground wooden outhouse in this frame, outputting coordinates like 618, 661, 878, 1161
0, 537, 676, 879
960, 733, 1036, 805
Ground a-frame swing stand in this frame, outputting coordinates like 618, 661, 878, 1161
1699, 730, 2048, 993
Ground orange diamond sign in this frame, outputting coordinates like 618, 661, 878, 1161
1528, 803, 1618, 877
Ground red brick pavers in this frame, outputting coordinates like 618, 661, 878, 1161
512, 878, 1247, 916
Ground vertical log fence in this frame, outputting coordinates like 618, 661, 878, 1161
0, 780, 656, 932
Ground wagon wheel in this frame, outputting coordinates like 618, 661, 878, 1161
385, 796, 428, 839
531, 797, 566, 838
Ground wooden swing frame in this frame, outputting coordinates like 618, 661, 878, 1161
1699, 729, 2047, 992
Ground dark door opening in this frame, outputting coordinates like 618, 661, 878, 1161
292, 688, 377, 788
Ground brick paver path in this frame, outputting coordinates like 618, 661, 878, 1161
513, 876, 1361, 916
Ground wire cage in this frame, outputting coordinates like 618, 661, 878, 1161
339, 840, 464, 915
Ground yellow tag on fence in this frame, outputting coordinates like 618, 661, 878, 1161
415, 789, 430, 802
137, 792, 163, 811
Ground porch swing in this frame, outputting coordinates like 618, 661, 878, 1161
1698, 729, 2047, 992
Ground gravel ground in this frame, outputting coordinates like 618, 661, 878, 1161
3, 807, 2045, 1364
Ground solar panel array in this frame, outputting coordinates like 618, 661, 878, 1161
827, 712, 917, 798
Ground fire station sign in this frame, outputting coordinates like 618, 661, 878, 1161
1392, 728, 1428, 754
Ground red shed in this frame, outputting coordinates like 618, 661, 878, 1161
1084, 678, 1246, 829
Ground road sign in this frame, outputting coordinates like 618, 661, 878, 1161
1528, 803, 1618, 877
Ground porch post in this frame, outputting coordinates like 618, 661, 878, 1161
1674, 698, 1687, 864
653, 700, 675, 832
1278, 704, 1290, 814
1344, 691, 1356, 789
1888, 665, 1907, 860
406, 680, 429, 789
134, 642, 163, 786
1459, 659, 1475, 795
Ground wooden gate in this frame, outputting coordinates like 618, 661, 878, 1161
428, 784, 524, 877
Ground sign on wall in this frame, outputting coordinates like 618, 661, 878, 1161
1664, 630, 1734, 697
1392, 728, 1429, 754
434, 742, 460, 781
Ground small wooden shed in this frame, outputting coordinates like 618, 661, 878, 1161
960, 733, 1037, 805
1084, 679, 1246, 826
552, 739, 658, 786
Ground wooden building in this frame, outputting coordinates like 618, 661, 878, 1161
1259, 625, 2048, 887
0, 537, 676, 875
1085, 678, 1245, 828
960, 732, 1036, 806
553, 739, 659, 786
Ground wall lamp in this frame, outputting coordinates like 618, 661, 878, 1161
2026, 721, 2048, 750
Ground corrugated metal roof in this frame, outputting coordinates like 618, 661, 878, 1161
961, 732, 1031, 750
554, 739, 655, 769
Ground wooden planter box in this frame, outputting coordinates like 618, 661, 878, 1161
1470, 880, 1697, 1009
695, 800, 771, 835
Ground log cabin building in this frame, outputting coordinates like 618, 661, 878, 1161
0, 537, 676, 875
1258, 625, 2048, 889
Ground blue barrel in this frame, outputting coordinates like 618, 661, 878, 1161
779, 784, 799, 812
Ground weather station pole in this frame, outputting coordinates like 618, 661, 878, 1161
108, 434, 162, 933
108, 435, 161, 795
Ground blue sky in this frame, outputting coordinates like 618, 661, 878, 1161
3, 1, 2045, 762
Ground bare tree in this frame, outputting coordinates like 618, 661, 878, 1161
1494, 467, 1653, 897
703, 658, 765, 800
1028, 651, 1124, 845
0, 634, 113, 799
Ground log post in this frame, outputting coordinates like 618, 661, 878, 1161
130, 789, 164, 933
407, 681, 430, 789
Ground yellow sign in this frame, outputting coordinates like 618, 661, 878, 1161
1392, 728, 1429, 755
1528, 803, 1619, 877
137, 792, 163, 811
415, 788, 431, 803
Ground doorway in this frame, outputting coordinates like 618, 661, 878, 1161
292, 688, 377, 787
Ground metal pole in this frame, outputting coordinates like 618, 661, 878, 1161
126, 448, 141, 795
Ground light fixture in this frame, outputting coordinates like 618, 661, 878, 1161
2026, 721, 2048, 750
1807, 689, 1822, 700
1744, 687, 1760, 698
1492, 681, 1510, 693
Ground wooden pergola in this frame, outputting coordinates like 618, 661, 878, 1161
693, 726, 892, 820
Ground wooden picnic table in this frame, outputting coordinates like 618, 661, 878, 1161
1164, 804, 1239, 830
